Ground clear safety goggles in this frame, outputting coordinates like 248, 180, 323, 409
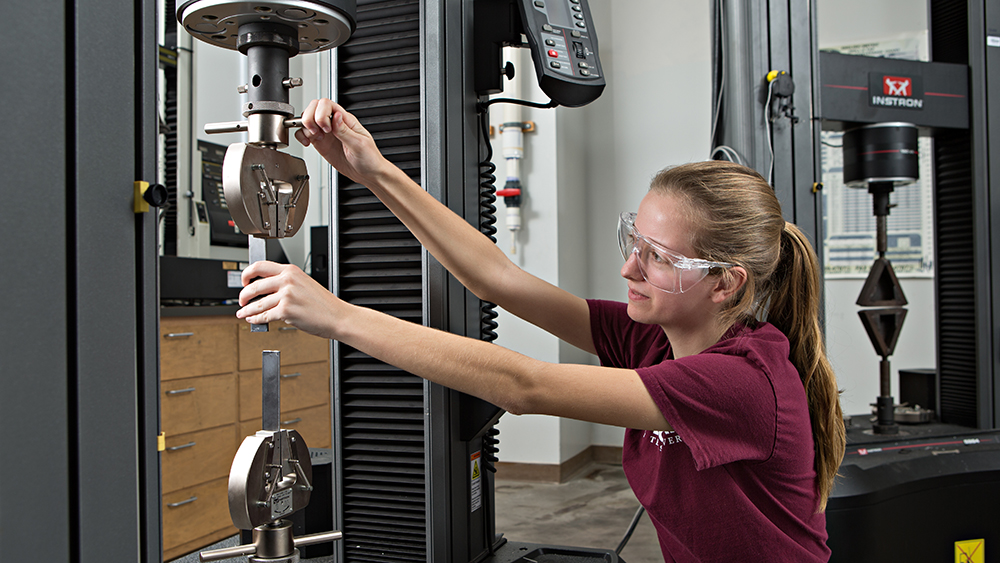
618, 211, 735, 294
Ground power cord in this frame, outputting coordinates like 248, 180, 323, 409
764, 77, 776, 185
478, 97, 559, 111
615, 505, 647, 555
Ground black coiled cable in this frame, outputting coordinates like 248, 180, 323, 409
483, 426, 501, 473
477, 107, 500, 344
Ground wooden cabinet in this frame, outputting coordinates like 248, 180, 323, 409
160, 314, 330, 561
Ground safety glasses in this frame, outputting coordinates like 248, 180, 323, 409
618, 211, 734, 294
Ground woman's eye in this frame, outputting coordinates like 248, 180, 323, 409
650, 251, 670, 265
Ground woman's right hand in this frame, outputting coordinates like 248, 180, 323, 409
294, 98, 389, 186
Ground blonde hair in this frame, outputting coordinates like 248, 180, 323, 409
651, 160, 845, 511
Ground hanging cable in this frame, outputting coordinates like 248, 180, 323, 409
709, 0, 726, 150
615, 505, 647, 555
478, 97, 559, 111
764, 77, 776, 185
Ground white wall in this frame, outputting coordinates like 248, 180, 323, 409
492, 0, 712, 464
816, 0, 934, 415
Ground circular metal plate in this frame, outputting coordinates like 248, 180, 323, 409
229, 430, 313, 530
178, 0, 354, 53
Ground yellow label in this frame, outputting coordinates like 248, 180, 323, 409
134, 181, 150, 213
955, 539, 984, 563
157, 432, 166, 452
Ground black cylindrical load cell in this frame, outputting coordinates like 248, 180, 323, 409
842, 122, 919, 187
240, 23, 296, 109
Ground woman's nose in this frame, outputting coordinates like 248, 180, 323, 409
621, 250, 643, 281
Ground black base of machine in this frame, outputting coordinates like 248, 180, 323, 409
481, 540, 622, 563
826, 417, 1000, 562
239, 449, 334, 559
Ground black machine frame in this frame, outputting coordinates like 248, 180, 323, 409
1, 1, 162, 562
716, 0, 999, 430
713, 0, 1000, 561
5, 0, 999, 561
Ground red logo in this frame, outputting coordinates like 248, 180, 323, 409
883, 76, 912, 97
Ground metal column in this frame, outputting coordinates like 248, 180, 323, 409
0, 1, 161, 561
712, 0, 823, 248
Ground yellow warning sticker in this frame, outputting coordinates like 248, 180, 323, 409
470, 452, 482, 512
955, 539, 984, 563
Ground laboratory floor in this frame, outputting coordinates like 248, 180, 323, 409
172, 463, 661, 563
494, 462, 662, 563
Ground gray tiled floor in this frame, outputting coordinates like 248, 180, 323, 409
171, 463, 661, 563
494, 463, 662, 563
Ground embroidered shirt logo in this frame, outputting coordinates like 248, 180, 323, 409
645, 430, 683, 452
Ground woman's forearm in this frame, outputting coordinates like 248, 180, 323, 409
332, 301, 671, 431
334, 298, 537, 415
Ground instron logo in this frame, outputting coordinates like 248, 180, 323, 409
883, 76, 912, 97
870, 73, 923, 109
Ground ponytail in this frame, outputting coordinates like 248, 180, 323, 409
651, 161, 845, 511
767, 222, 845, 511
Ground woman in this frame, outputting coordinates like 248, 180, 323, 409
238, 98, 845, 562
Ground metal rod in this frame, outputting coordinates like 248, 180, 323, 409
199, 543, 256, 562
294, 530, 344, 547
876, 215, 888, 257
262, 350, 281, 432
879, 357, 892, 397
204, 120, 249, 135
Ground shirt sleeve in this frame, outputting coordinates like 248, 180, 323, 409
637, 351, 778, 470
588, 299, 632, 368
588, 299, 668, 369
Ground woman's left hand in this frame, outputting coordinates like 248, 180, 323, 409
237, 261, 343, 339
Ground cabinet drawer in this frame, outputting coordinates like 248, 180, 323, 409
162, 374, 237, 435
161, 317, 237, 380
162, 424, 238, 494
238, 323, 328, 371
239, 403, 331, 449
239, 362, 329, 421
162, 477, 233, 555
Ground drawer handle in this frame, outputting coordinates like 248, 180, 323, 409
278, 326, 298, 332
166, 441, 196, 452
282, 417, 302, 425
281, 372, 302, 379
166, 387, 196, 395
167, 496, 198, 508
164, 332, 195, 339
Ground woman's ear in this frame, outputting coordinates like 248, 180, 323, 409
711, 266, 748, 304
